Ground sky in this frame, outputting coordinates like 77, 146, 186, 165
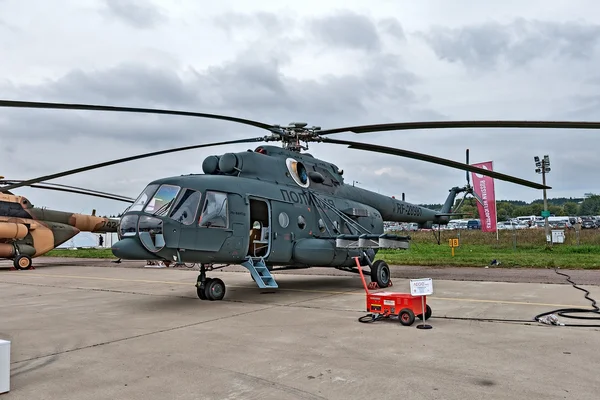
2, 0, 600, 224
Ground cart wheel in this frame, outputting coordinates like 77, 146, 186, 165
417, 305, 432, 321
398, 308, 415, 326
370, 260, 391, 288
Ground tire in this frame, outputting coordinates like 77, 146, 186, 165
197, 278, 212, 300
370, 260, 391, 288
398, 308, 415, 326
417, 305, 432, 321
205, 278, 226, 301
14, 255, 32, 270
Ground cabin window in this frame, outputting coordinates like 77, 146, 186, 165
129, 184, 159, 212
144, 184, 181, 216
170, 189, 202, 225
199, 191, 228, 228
318, 219, 326, 232
297, 215, 306, 229
278, 212, 289, 228
119, 215, 138, 237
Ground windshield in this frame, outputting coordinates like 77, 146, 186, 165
143, 184, 181, 216
129, 184, 159, 212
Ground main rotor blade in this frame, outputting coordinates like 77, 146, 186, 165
322, 138, 550, 190
318, 120, 600, 135
0, 137, 265, 192
13, 184, 134, 203
0, 100, 275, 131
0, 179, 135, 203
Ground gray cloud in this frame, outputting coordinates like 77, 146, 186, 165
309, 10, 382, 52
213, 11, 295, 37
101, 0, 166, 29
419, 19, 600, 69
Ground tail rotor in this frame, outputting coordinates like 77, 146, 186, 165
453, 148, 484, 213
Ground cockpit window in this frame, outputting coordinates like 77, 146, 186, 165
143, 184, 180, 216
199, 191, 228, 228
169, 189, 202, 225
129, 184, 159, 212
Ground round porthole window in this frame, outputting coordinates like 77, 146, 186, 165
298, 215, 306, 229
278, 212, 289, 228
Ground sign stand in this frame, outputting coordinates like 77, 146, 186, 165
0, 339, 9, 394
448, 238, 459, 257
410, 278, 433, 330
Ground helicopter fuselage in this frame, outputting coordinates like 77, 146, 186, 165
0, 192, 119, 267
111, 145, 455, 268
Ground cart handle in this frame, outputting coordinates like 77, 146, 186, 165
353, 256, 370, 295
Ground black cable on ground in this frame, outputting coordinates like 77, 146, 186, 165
533, 267, 600, 327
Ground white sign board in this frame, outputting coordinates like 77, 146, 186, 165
0, 339, 9, 394
410, 278, 433, 296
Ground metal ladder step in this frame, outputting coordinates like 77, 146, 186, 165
241, 257, 278, 289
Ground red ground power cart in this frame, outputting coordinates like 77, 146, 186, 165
354, 256, 432, 326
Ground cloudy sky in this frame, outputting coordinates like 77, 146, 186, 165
1, 0, 600, 219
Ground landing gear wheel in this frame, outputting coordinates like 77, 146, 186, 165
14, 255, 32, 270
417, 305, 432, 321
205, 278, 225, 301
370, 260, 391, 288
197, 277, 212, 300
398, 308, 415, 326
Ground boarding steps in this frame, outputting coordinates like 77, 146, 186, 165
241, 257, 278, 289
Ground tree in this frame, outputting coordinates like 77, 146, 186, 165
580, 195, 600, 216
563, 202, 579, 216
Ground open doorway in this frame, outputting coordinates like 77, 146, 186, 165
247, 198, 270, 257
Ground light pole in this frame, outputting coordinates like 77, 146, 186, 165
534, 155, 551, 244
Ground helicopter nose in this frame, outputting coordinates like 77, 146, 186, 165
112, 237, 158, 260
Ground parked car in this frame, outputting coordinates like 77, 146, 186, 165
582, 218, 596, 229
467, 219, 481, 230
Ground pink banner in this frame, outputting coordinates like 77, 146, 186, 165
470, 161, 497, 232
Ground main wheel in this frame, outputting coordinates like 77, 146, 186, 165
370, 260, 391, 288
205, 278, 226, 301
14, 255, 32, 270
417, 305, 432, 321
398, 308, 415, 326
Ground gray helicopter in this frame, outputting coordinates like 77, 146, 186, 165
3, 100, 593, 301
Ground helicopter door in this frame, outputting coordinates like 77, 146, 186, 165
167, 188, 203, 251
266, 200, 294, 263
246, 198, 271, 258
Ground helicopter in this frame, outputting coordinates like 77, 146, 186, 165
3, 99, 599, 301
0, 177, 133, 269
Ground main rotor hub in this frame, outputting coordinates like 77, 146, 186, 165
263, 123, 323, 152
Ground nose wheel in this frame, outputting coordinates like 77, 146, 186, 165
196, 264, 226, 301
13, 254, 33, 270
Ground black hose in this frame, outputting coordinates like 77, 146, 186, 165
358, 314, 384, 323
533, 267, 600, 327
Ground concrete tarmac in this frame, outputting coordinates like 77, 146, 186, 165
1, 260, 599, 399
